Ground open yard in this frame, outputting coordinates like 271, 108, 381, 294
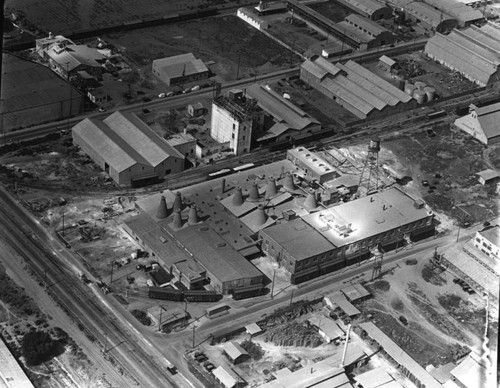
4, 0, 257, 34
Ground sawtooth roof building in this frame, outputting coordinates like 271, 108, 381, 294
336, 0, 393, 20
454, 102, 500, 145
72, 111, 184, 186
424, 22, 500, 86
300, 57, 415, 119
1, 52, 84, 131
152, 53, 209, 86
259, 187, 434, 284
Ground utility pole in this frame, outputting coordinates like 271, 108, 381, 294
456, 225, 461, 243
192, 325, 196, 348
271, 270, 276, 299
289, 289, 294, 306
159, 305, 164, 332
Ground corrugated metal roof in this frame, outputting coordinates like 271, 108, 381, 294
337, 21, 373, 44
423, 0, 483, 23
335, 75, 387, 110
315, 57, 343, 76
302, 59, 330, 80
224, 342, 248, 360
103, 111, 184, 167
360, 322, 442, 388
345, 14, 389, 36
343, 60, 413, 103
425, 30, 499, 86
320, 77, 375, 115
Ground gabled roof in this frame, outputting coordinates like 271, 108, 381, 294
223, 342, 248, 360
46, 43, 106, 71
345, 14, 389, 37
405, 2, 456, 28
212, 366, 239, 388
476, 169, 500, 181
475, 102, 500, 139
321, 77, 375, 115
342, 0, 390, 15
152, 53, 208, 79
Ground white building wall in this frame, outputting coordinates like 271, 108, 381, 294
210, 104, 251, 155
474, 230, 500, 260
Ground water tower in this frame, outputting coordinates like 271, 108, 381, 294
357, 137, 381, 197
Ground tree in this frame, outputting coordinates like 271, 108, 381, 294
240, 339, 264, 361
21, 331, 66, 366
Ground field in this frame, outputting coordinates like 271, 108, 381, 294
103, 15, 301, 84
4, 0, 257, 34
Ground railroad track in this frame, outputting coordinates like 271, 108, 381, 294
0, 187, 181, 388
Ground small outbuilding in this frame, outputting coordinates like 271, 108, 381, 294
245, 323, 263, 337
378, 55, 395, 71
188, 102, 205, 117
476, 169, 500, 185
223, 342, 250, 365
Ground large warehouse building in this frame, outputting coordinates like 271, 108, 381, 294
424, 22, 500, 86
1, 53, 84, 132
336, 0, 393, 20
260, 186, 435, 283
300, 57, 415, 119
454, 102, 500, 145
337, 14, 396, 49
403, 2, 457, 33
72, 111, 184, 186
152, 53, 209, 86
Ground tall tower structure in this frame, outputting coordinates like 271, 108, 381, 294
357, 137, 381, 197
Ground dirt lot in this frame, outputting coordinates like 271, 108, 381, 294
4, 0, 257, 34
102, 15, 300, 85
364, 51, 480, 98
381, 123, 499, 224
360, 256, 494, 367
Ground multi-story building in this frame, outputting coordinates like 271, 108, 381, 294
210, 89, 264, 155
474, 225, 499, 261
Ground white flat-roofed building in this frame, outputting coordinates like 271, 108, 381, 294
353, 368, 396, 388
287, 147, 338, 183
474, 225, 500, 262
0, 337, 35, 388
237, 7, 269, 30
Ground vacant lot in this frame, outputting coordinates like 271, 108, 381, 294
104, 15, 300, 83
4, 0, 257, 34
307, 0, 352, 23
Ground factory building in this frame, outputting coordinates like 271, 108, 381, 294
245, 84, 322, 145
420, 0, 483, 27
0, 336, 35, 388
287, 147, 339, 183
210, 89, 264, 155
237, 7, 269, 30
1, 52, 84, 131
337, 14, 396, 49
454, 102, 500, 145
152, 53, 209, 86
425, 22, 500, 86
403, 2, 457, 33
300, 57, 414, 119
35, 33, 74, 59
473, 224, 499, 261
260, 187, 434, 283
335, 0, 393, 20
72, 111, 184, 186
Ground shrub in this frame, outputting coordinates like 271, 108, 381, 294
131, 310, 151, 326
240, 340, 264, 361
21, 330, 66, 366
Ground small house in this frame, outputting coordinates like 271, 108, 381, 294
476, 169, 500, 185
188, 102, 205, 117
223, 342, 249, 365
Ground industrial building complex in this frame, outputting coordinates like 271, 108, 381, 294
425, 22, 500, 86
300, 57, 415, 119
152, 53, 209, 87
454, 102, 500, 145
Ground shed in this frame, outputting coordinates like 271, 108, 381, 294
476, 169, 500, 185
324, 292, 361, 317
341, 283, 371, 303
188, 102, 205, 117
378, 55, 395, 71
223, 342, 249, 364
245, 322, 263, 337
354, 368, 394, 388
308, 316, 344, 343
212, 365, 242, 388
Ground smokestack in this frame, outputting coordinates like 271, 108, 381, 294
173, 192, 183, 212
172, 209, 183, 229
340, 324, 351, 368
265, 177, 277, 198
255, 204, 268, 226
304, 189, 317, 209
187, 205, 199, 225
221, 178, 226, 194
232, 186, 244, 206
283, 172, 295, 191
156, 195, 168, 219
248, 181, 260, 201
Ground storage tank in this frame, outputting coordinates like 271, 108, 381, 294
414, 81, 426, 91
424, 86, 436, 102
413, 89, 426, 104
405, 83, 417, 96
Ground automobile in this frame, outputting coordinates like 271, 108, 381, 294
204, 362, 215, 371
182, 88, 192, 94
421, 180, 429, 187
398, 316, 409, 326
143, 108, 151, 114
462, 221, 471, 228
195, 354, 208, 363
98, 107, 107, 112
158, 93, 166, 98
166, 91, 175, 97
191, 85, 200, 92
166, 366, 178, 375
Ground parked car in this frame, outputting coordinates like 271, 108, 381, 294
204, 361, 215, 371
158, 93, 166, 98
166, 91, 175, 97
166, 366, 177, 375
191, 85, 200, 92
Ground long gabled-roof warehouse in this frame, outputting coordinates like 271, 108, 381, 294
421, 0, 483, 27
336, 0, 392, 20
72, 111, 184, 186
403, 2, 457, 32
424, 23, 500, 86
300, 57, 414, 119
